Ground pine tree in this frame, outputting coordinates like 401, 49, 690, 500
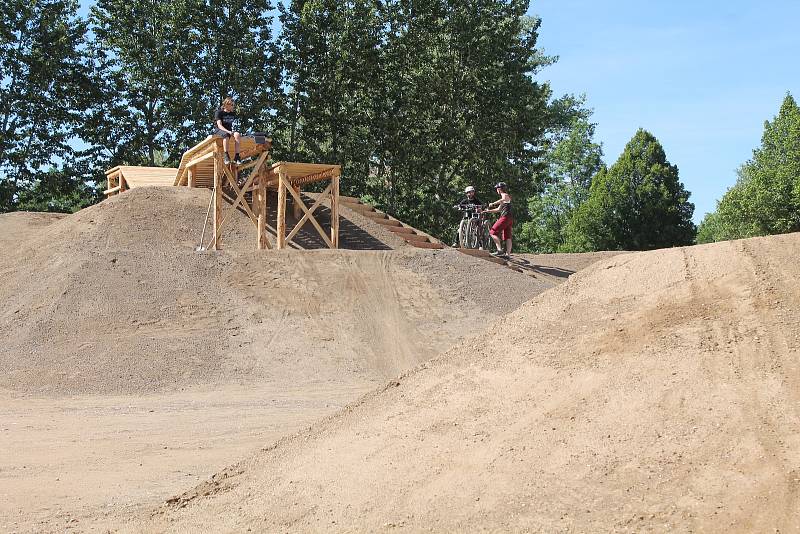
566, 129, 695, 251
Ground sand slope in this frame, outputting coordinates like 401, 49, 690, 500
4, 187, 618, 531
129, 233, 800, 533
0, 187, 546, 396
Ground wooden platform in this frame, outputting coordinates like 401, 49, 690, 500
104, 166, 178, 196
103, 135, 342, 252
174, 135, 270, 189
258, 162, 342, 250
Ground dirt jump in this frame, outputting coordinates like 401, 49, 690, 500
2, 186, 798, 532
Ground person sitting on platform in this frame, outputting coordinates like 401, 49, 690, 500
213, 97, 241, 165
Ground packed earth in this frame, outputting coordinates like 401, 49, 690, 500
1, 187, 798, 533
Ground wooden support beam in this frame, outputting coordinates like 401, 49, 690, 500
220, 164, 258, 225
187, 168, 195, 188
212, 152, 223, 250
285, 183, 332, 244
256, 180, 271, 250
185, 151, 216, 170
285, 182, 334, 249
332, 174, 340, 248
103, 185, 121, 195
276, 173, 287, 249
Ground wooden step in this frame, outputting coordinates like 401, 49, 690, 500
363, 210, 389, 220
386, 226, 416, 234
372, 217, 402, 227
409, 241, 444, 249
401, 233, 430, 243
348, 203, 376, 213
340, 195, 361, 204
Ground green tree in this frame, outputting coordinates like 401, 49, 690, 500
565, 128, 695, 251
699, 93, 800, 242
275, 0, 555, 239
518, 113, 604, 252
171, 0, 280, 151
87, 0, 191, 168
0, 0, 94, 212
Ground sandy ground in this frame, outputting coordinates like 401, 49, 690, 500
113, 233, 800, 533
0, 189, 616, 533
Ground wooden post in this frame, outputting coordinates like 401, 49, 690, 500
276, 172, 287, 249
212, 150, 223, 250
188, 168, 195, 188
331, 173, 340, 248
257, 180, 267, 250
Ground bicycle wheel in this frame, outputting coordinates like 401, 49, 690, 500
467, 218, 480, 249
457, 219, 469, 248
479, 220, 491, 250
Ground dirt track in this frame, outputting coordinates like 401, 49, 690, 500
1, 188, 611, 532
120, 233, 800, 533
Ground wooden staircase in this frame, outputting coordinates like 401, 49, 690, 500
339, 196, 444, 249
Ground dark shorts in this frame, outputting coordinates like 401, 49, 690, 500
490, 216, 513, 241
213, 128, 236, 139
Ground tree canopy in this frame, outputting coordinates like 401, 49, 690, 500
565, 129, 695, 251
698, 93, 800, 243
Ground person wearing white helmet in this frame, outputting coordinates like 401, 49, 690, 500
458, 185, 483, 208
451, 186, 484, 246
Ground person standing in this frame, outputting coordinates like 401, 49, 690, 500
213, 97, 241, 165
485, 182, 513, 257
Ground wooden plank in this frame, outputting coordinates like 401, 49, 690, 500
185, 151, 215, 170
212, 152, 223, 250
276, 173, 287, 249
103, 185, 121, 195
256, 180, 271, 250
332, 174, 340, 248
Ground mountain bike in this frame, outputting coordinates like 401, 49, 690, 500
454, 204, 492, 250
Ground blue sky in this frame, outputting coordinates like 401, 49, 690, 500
530, 0, 800, 221
78, 1, 798, 222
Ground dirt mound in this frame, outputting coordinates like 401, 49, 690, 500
0, 187, 547, 396
128, 233, 800, 533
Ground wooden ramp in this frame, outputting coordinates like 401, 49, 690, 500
104, 166, 178, 196
174, 135, 270, 188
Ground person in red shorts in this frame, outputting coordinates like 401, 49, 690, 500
485, 181, 513, 257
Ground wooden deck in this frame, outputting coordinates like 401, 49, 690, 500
103, 135, 342, 252
104, 166, 178, 196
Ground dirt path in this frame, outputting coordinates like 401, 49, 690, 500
121, 234, 800, 533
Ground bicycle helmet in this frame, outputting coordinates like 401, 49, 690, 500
464, 185, 475, 193
494, 181, 507, 191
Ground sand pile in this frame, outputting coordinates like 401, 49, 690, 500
128, 233, 800, 533
0, 187, 550, 396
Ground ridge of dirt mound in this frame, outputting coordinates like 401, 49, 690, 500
128, 233, 800, 533
0, 188, 549, 396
